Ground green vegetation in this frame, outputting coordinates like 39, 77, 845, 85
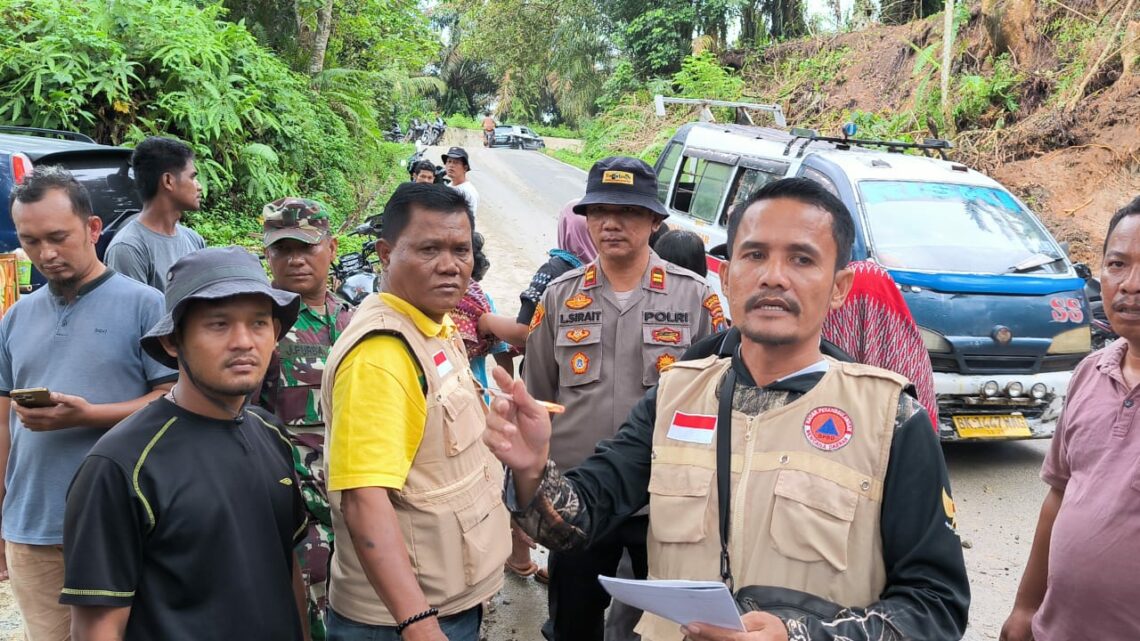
0, 0, 414, 248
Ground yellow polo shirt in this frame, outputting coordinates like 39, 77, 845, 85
328, 293, 456, 492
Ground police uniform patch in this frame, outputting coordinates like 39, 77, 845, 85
583, 265, 598, 288
565, 328, 591, 343
656, 353, 676, 372
803, 406, 854, 451
651, 327, 682, 344
650, 266, 666, 290
529, 302, 545, 333
602, 170, 634, 185
570, 351, 590, 375
565, 292, 593, 310
703, 293, 727, 332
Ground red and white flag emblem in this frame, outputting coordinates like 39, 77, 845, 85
432, 350, 453, 377
667, 411, 717, 444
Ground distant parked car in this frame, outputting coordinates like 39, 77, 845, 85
0, 126, 142, 288
490, 125, 545, 150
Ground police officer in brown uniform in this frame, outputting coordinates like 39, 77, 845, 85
488, 178, 969, 641
524, 156, 726, 641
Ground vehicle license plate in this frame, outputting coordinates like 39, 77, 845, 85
952, 414, 1032, 439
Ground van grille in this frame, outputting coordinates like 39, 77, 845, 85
931, 353, 1087, 375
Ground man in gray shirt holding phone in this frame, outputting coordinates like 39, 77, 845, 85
0, 166, 176, 641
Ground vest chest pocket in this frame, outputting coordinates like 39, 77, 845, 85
769, 470, 859, 572
555, 323, 601, 386
441, 381, 484, 456
648, 463, 713, 543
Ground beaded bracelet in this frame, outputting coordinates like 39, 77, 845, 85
395, 607, 439, 634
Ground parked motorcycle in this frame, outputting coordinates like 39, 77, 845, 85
383, 122, 403, 142
333, 222, 381, 305
419, 117, 446, 146
405, 118, 426, 143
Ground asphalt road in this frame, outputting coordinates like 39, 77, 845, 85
457, 143, 1051, 641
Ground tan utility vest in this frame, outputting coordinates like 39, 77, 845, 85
320, 294, 510, 625
635, 356, 905, 641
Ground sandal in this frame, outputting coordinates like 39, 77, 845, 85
535, 567, 550, 585
505, 559, 539, 578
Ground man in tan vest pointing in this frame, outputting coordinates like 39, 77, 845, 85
321, 183, 510, 641
484, 178, 969, 641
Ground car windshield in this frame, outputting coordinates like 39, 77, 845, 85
859, 180, 1065, 274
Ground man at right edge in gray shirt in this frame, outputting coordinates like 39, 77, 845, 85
105, 137, 206, 292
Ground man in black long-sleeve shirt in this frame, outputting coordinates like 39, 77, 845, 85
484, 178, 969, 641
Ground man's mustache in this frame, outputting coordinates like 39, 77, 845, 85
744, 291, 801, 315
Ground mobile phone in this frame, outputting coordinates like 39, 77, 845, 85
10, 387, 55, 408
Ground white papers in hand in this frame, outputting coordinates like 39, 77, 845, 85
597, 576, 745, 631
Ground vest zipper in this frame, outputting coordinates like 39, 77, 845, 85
730, 416, 756, 575
402, 462, 487, 503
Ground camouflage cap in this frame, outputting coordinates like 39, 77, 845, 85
262, 197, 331, 247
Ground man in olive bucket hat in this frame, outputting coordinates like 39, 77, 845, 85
61, 247, 313, 641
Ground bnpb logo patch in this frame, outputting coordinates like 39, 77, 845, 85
803, 406, 854, 451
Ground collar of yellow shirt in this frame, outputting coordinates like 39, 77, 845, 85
379, 292, 457, 339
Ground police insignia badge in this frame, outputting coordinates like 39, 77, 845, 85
803, 406, 854, 451
702, 293, 727, 332
570, 351, 590, 375
565, 328, 591, 343
656, 353, 677, 372
529, 302, 545, 333
650, 266, 666, 290
583, 265, 598, 288
602, 170, 634, 185
565, 292, 593, 310
651, 327, 682, 344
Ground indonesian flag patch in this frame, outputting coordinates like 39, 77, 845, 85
432, 350, 454, 378
666, 411, 717, 444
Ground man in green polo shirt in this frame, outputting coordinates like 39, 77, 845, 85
258, 197, 354, 641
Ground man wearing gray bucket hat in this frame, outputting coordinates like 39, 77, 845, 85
60, 247, 311, 641
524, 156, 727, 641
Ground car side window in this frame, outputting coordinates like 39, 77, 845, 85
656, 142, 683, 204
690, 161, 732, 224
720, 167, 784, 227
671, 155, 731, 223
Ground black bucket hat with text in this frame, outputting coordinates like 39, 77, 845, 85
572, 156, 668, 219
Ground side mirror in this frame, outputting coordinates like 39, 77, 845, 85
1073, 262, 1092, 280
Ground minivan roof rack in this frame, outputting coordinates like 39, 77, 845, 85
0, 126, 96, 144
653, 95, 787, 128
782, 126, 953, 160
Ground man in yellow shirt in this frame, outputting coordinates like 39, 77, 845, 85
320, 183, 510, 641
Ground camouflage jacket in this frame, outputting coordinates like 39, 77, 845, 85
259, 291, 354, 429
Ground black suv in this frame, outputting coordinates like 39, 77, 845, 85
0, 126, 141, 271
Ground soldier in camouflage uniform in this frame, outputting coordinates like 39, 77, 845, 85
258, 197, 354, 640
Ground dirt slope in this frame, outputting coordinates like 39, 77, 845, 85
729, 5, 1140, 268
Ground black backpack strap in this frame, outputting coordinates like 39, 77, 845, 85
716, 367, 737, 591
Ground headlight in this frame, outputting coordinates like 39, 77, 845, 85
1006, 381, 1024, 398
1047, 326, 1091, 354
1031, 383, 1048, 399
982, 380, 1000, 397
920, 328, 952, 353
